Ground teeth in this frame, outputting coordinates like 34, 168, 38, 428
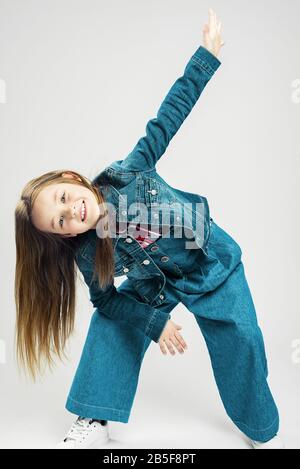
81, 201, 85, 221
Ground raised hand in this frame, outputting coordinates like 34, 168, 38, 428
202, 8, 225, 58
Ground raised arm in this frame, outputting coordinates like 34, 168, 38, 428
117, 9, 224, 172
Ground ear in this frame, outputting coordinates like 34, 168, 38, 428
61, 171, 82, 182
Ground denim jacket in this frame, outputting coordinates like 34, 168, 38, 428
75, 45, 221, 342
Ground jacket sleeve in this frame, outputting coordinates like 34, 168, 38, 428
79, 263, 170, 342
118, 45, 221, 172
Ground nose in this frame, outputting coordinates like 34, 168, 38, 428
64, 204, 77, 220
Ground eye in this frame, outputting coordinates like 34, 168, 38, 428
59, 192, 66, 228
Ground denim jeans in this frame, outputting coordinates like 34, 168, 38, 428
66, 220, 279, 442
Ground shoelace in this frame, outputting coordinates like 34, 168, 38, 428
64, 417, 95, 443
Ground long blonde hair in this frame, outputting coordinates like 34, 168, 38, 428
14, 169, 114, 380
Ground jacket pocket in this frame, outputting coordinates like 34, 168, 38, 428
143, 177, 177, 207
144, 177, 161, 206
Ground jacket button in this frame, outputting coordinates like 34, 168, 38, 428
161, 256, 169, 262
125, 237, 133, 243
150, 245, 159, 252
159, 294, 164, 300
123, 267, 129, 273
142, 259, 150, 265
122, 210, 127, 215
151, 189, 157, 195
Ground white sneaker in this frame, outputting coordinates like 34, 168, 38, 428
250, 434, 285, 449
56, 417, 109, 449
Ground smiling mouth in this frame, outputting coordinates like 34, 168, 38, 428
81, 201, 86, 222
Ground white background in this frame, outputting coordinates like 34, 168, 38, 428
0, 0, 299, 449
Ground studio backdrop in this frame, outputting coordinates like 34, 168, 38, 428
0, 0, 299, 449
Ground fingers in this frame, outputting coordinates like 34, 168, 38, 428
206, 9, 225, 52
208, 8, 215, 33
209, 8, 222, 34
159, 338, 175, 355
170, 335, 185, 354
174, 331, 188, 350
159, 334, 188, 355
165, 338, 177, 355
159, 340, 168, 355
159, 321, 188, 355
202, 24, 209, 43
216, 16, 224, 43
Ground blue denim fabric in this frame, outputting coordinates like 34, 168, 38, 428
66, 45, 279, 442
66, 220, 279, 442
76, 45, 222, 344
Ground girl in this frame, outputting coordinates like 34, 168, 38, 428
14, 9, 284, 449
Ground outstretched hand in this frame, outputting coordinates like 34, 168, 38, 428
159, 319, 188, 355
202, 8, 225, 58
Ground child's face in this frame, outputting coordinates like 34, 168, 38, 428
30, 173, 101, 237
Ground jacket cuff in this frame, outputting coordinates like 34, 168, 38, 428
146, 309, 171, 343
191, 45, 222, 77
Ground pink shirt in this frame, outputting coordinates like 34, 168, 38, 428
117, 222, 161, 249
